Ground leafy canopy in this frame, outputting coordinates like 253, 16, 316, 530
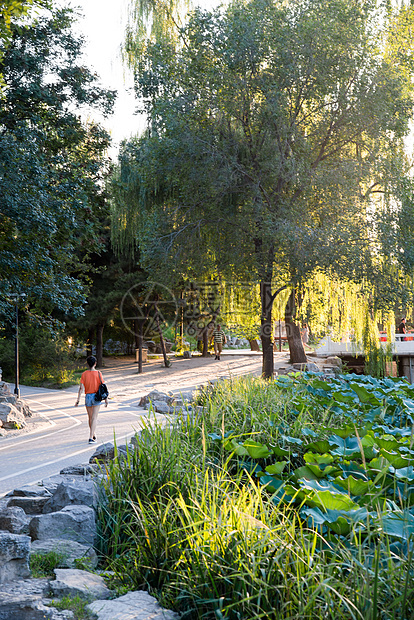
0, 7, 116, 324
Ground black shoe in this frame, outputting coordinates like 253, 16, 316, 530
89, 438, 96, 444
218, 356, 221, 360
215, 355, 218, 360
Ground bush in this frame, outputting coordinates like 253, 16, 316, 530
0, 324, 81, 387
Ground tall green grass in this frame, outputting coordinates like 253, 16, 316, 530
96, 377, 414, 619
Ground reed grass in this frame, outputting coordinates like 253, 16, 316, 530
96, 376, 414, 619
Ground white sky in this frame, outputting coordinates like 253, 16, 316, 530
67, 0, 141, 158
68, 0, 219, 159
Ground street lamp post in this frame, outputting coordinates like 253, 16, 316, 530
9, 294, 26, 398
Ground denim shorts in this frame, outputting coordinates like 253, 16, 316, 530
85, 393, 100, 407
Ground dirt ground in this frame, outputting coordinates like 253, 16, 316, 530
98, 352, 294, 406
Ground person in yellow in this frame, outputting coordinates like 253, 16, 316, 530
211, 324, 226, 360
75, 356, 108, 443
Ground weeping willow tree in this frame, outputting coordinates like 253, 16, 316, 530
112, 0, 414, 378
123, 0, 192, 72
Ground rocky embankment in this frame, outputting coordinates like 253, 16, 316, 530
0, 432, 179, 620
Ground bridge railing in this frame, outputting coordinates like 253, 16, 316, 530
315, 333, 414, 356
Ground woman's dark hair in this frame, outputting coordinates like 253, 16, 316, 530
86, 356, 97, 368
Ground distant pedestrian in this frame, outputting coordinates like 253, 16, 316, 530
211, 324, 226, 360
301, 323, 309, 346
75, 356, 108, 444
398, 317, 407, 342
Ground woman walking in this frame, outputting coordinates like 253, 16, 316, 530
75, 355, 108, 444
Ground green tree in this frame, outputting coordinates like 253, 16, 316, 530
112, 0, 414, 377
0, 7, 116, 327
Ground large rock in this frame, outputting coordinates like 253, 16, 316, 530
60, 464, 99, 476
50, 568, 112, 601
0, 506, 30, 535
9, 496, 50, 515
292, 362, 320, 373
14, 398, 33, 418
42, 480, 96, 513
31, 539, 98, 569
39, 474, 91, 494
325, 356, 343, 368
0, 403, 26, 429
7, 485, 52, 498
0, 578, 72, 620
89, 442, 115, 463
138, 390, 174, 408
30, 505, 96, 545
0, 532, 31, 583
87, 590, 180, 620
0, 381, 11, 395
145, 400, 172, 414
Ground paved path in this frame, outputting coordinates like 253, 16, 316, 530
0, 353, 289, 497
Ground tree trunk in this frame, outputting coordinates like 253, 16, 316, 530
96, 323, 104, 368
260, 280, 274, 378
285, 288, 307, 364
86, 328, 94, 357
155, 305, 170, 367
202, 328, 209, 357
249, 339, 260, 352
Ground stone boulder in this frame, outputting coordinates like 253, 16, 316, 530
292, 362, 320, 373
0, 578, 72, 620
30, 505, 96, 545
0, 506, 30, 535
182, 350, 191, 359
0, 403, 26, 429
31, 538, 98, 569
325, 356, 343, 368
59, 464, 100, 476
0, 381, 11, 395
146, 400, 172, 414
0, 532, 31, 583
89, 442, 115, 464
138, 390, 174, 408
87, 590, 180, 620
8, 496, 50, 515
50, 568, 112, 601
7, 485, 52, 498
42, 480, 95, 513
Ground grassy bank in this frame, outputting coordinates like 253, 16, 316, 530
97, 374, 414, 619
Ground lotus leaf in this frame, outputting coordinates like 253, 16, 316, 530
303, 452, 334, 465
305, 439, 332, 453
293, 466, 322, 481
280, 435, 303, 445
310, 379, 332, 391
272, 445, 291, 457
307, 490, 359, 511
350, 382, 381, 405
379, 510, 414, 541
242, 440, 271, 458
239, 461, 262, 474
302, 427, 317, 438
337, 462, 368, 479
393, 466, 414, 481
223, 438, 249, 456
258, 475, 285, 493
265, 462, 288, 475
380, 449, 411, 469
328, 425, 360, 439
376, 436, 401, 451
334, 475, 373, 496
332, 391, 356, 404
